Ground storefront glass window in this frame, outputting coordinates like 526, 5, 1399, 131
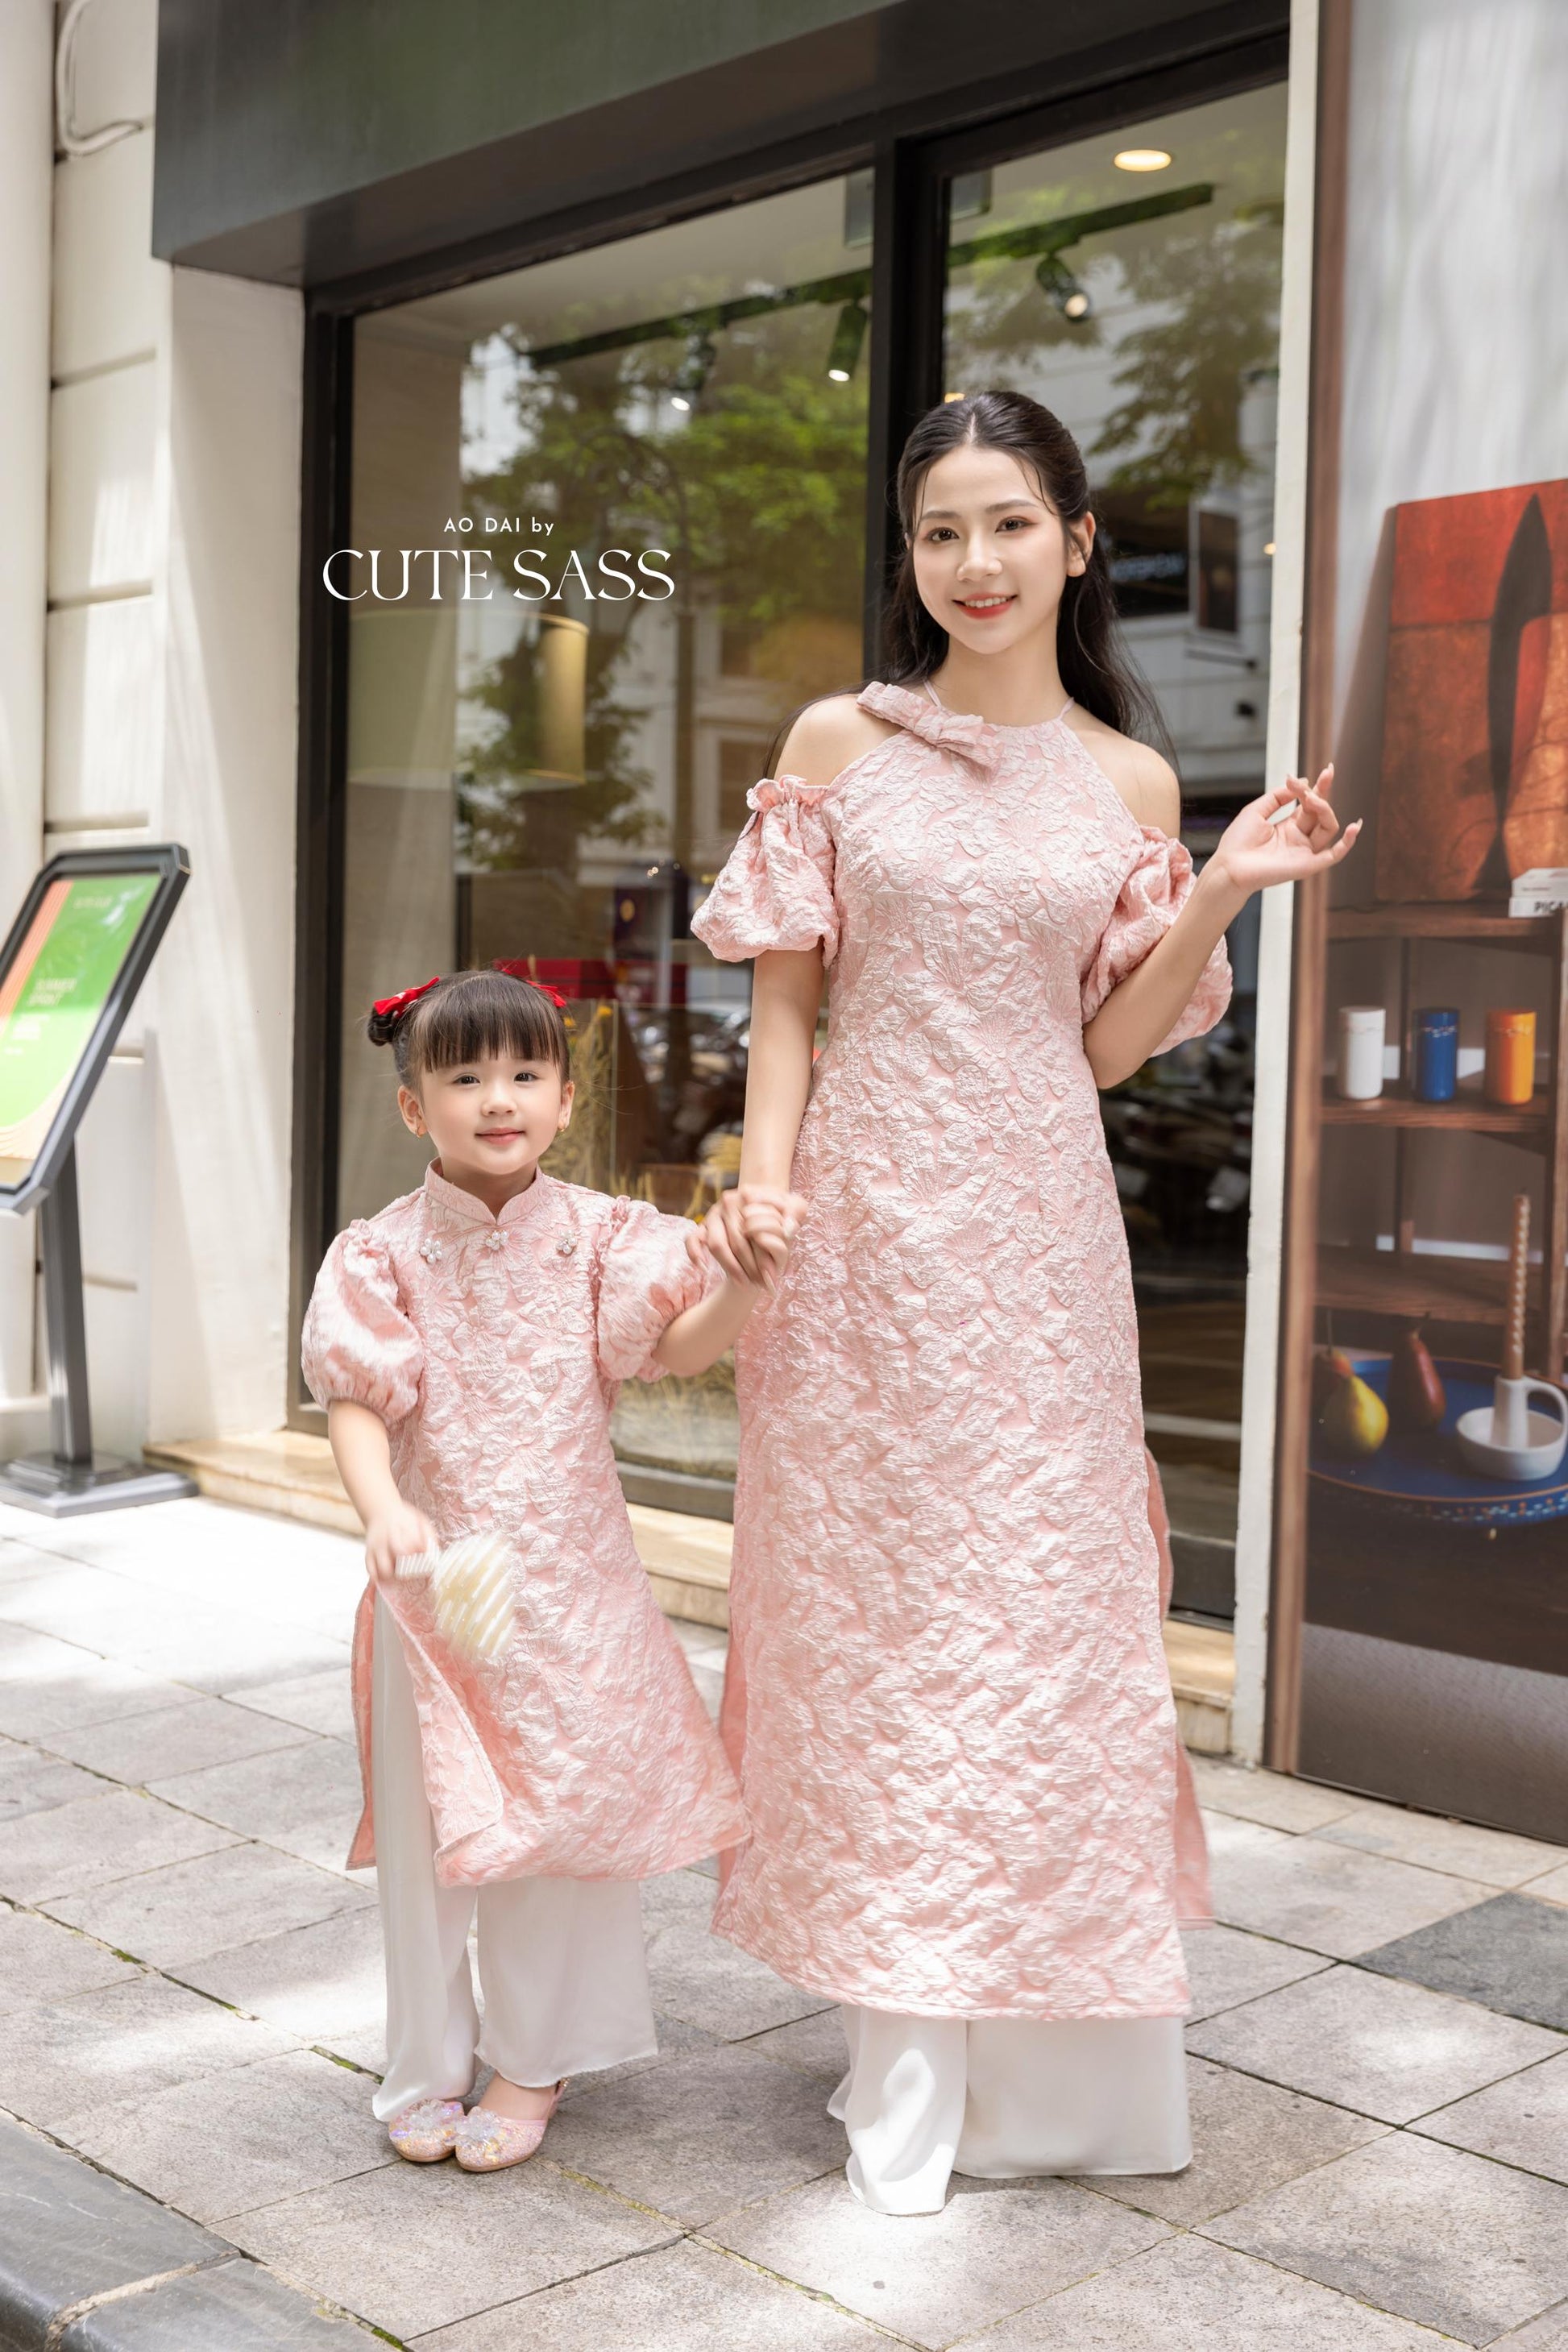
338, 180, 871, 1500
944, 85, 1288, 1615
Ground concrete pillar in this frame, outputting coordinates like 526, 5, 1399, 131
0, 0, 54, 1444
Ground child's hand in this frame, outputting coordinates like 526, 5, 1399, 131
739, 1188, 807, 1295
703, 1184, 807, 1295
364, 1501, 438, 1587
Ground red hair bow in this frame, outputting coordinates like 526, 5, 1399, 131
492, 959, 568, 1010
371, 976, 441, 1023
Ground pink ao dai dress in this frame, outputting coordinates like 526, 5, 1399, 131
301, 1164, 748, 1886
691, 680, 1231, 2208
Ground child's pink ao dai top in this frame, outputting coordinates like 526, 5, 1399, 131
302, 1164, 747, 1887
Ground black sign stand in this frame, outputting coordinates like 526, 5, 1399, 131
0, 845, 197, 1518
1, 1147, 195, 1516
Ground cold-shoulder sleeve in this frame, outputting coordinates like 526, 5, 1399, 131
690, 775, 839, 964
301, 1222, 423, 1423
1081, 826, 1233, 1055
595, 1199, 723, 1384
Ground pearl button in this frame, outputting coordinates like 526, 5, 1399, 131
486, 1231, 504, 1251
556, 1237, 577, 1257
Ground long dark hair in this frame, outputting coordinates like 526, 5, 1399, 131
882, 388, 1169, 752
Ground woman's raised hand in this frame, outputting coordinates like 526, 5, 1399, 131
1209, 765, 1361, 898
701, 1182, 808, 1295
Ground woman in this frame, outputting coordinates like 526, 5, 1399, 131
692, 389, 1356, 2214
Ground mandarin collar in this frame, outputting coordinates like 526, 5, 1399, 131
857, 680, 1003, 775
423, 1161, 556, 1229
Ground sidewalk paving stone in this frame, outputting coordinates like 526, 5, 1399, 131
0, 1787, 243, 1905
0, 1561, 347, 1698
1189, 1759, 1362, 1834
1493, 2301, 1568, 2349
1524, 1865, 1568, 1907
39, 1695, 317, 1784
1202, 2130, 1568, 2344
65, 2047, 397, 2225
1358, 1894, 1568, 2031
0, 1973, 298, 2129
0, 2115, 227, 2348
1180, 1924, 1332, 2022
233, 1669, 355, 1743
147, 1740, 365, 1877
168, 1905, 385, 2047
229, 2155, 678, 2340
1188, 1964, 1562, 2124
0, 1904, 140, 2013
1313, 1798, 1568, 1890
711, 2172, 1168, 2350
547, 2039, 844, 2225
1088, 2055, 1386, 2226
56, 2255, 381, 2351
411, 2237, 877, 2350
642, 1869, 836, 2041
43, 1842, 375, 1969
1205, 1810, 1492, 1957
0, 1626, 193, 1742
965, 2230, 1454, 2350
1415, 2048, 1568, 2185
740, 2003, 849, 2084
0, 1740, 104, 1822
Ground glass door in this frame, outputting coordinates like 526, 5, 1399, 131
940, 83, 1289, 1618
338, 176, 873, 1508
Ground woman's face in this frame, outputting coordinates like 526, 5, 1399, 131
909, 442, 1092, 661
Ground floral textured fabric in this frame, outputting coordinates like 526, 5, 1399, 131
691, 681, 1230, 2017
301, 1166, 748, 1886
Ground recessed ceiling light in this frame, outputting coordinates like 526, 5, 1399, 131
1114, 147, 1172, 172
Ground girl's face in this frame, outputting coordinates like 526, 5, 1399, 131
398, 1052, 573, 1196
909, 442, 1092, 661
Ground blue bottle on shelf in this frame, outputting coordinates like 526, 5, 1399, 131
1412, 1006, 1459, 1101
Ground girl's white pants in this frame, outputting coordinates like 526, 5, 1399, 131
371, 1596, 657, 2121
832, 2005, 1190, 2214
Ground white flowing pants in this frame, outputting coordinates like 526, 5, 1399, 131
832, 2006, 1191, 2214
370, 1597, 657, 2121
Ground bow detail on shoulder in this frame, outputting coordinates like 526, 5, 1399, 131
857, 681, 1004, 774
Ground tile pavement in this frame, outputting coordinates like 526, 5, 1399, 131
0, 1495, 1566, 2349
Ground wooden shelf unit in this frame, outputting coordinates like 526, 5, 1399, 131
1321, 901, 1568, 1378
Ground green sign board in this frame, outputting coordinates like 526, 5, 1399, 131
0, 851, 188, 1209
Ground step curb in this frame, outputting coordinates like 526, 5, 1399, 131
0, 2121, 381, 2351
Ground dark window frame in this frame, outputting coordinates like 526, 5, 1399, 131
287, 21, 1290, 1424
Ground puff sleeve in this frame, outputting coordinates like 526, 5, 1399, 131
1081, 827, 1233, 1055
301, 1222, 423, 1424
595, 1199, 723, 1384
690, 776, 839, 964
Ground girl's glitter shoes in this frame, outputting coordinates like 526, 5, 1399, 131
387, 2097, 465, 2163
454, 2080, 567, 2172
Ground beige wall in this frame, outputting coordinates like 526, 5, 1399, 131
4, 0, 305, 1455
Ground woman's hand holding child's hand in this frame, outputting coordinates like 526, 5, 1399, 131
700, 1183, 809, 1296
364, 1500, 438, 1587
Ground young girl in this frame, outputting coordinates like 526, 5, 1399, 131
301, 964, 801, 2173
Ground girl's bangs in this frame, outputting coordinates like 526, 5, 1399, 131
406, 972, 570, 1076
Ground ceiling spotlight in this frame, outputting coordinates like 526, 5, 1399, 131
1114, 147, 1172, 172
825, 301, 869, 383
1035, 252, 1093, 324
670, 333, 716, 412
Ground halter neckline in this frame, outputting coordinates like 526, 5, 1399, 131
923, 678, 1074, 730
